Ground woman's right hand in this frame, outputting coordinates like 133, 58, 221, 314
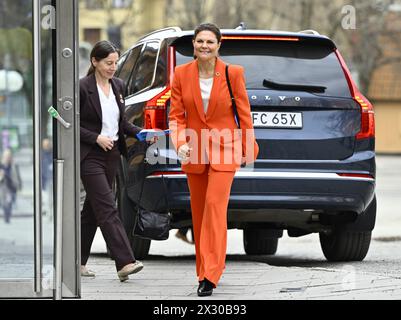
178, 143, 192, 162
96, 135, 114, 151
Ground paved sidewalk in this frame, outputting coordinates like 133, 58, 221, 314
82, 257, 401, 300
1, 152, 400, 300
82, 230, 401, 300
82, 154, 401, 300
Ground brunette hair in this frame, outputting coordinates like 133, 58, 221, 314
193, 23, 222, 43
87, 40, 120, 76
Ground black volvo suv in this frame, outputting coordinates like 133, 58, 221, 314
115, 27, 376, 261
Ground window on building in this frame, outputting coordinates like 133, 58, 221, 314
85, 0, 104, 9
83, 28, 101, 46
112, 0, 133, 8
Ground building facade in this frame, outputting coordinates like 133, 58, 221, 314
79, 0, 167, 50
368, 9, 401, 153
79, 0, 401, 153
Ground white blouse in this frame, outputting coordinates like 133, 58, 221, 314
199, 77, 214, 113
97, 83, 120, 141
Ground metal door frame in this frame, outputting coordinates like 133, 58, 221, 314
0, 0, 79, 299
53, 0, 80, 299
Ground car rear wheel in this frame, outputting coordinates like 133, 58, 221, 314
243, 228, 280, 255
319, 196, 376, 262
116, 161, 151, 260
319, 230, 371, 262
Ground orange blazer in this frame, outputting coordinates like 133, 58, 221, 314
169, 58, 259, 174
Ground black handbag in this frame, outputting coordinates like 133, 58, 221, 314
134, 163, 171, 241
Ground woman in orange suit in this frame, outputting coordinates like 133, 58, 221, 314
169, 23, 259, 297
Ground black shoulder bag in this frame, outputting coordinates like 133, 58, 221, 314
225, 64, 241, 129
134, 162, 171, 241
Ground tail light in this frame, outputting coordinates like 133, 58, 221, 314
144, 88, 171, 129
354, 94, 375, 140
335, 50, 375, 140
222, 35, 299, 41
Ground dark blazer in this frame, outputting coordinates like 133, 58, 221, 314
79, 73, 141, 162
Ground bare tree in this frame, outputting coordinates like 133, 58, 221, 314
90, 0, 142, 48
166, 0, 275, 30
341, 0, 401, 93
213, 1, 234, 28
166, 0, 214, 29
247, 0, 401, 95
165, 0, 401, 95
227, 0, 273, 29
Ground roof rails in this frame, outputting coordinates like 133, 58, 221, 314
235, 22, 247, 30
298, 29, 320, 35
137, 27, 182, 42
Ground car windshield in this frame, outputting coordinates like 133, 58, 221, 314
175, 39, 351, 98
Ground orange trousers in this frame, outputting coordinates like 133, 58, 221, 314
186, 165, 235, 287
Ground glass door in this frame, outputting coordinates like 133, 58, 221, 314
0, 0, 79, 299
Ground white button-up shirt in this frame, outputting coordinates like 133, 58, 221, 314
199, 77, 214, 114
97, 83, 120, 141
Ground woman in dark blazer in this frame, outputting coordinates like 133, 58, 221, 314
80, 40, 143, 281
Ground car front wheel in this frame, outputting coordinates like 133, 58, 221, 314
243, 227, 280, 255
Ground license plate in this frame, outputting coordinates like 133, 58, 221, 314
251, 112, 303, 128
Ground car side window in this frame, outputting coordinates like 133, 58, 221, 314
153, 41, 168, 88
118, 45, 143, 95
127, 41, 159, 96
115, 53, 128, 78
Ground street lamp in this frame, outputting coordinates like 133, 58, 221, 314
0, 64, 24, 150
0, 67, 24, 125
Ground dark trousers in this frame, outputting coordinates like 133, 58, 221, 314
3, 202, 12, 223
80, 144, 135, 271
